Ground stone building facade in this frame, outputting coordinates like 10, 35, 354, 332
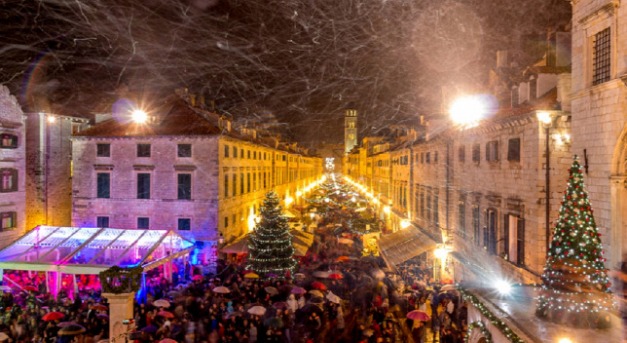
571, 0, 627, 269
25, 113, 89, 230
72, 97, 323, 266
0, 86, 26, 246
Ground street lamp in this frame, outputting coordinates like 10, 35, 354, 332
449, 95, 488, 128
131, 109, 149, 123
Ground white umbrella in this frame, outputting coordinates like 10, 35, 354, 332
371, 269, 385, 280
326, 291, 341, 304
153, 299, 171, 308
247, 306, 266, 316
0, 333, 8, 341
212, 286, 230, 294
440, 284, 456, 291
313, 271, 330, 278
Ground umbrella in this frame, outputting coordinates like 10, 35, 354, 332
58, 323, 86, 336
212, 286, 230, 294
313, 271, 330, 278
157, 311, 175, 319
406, 310, 430, 321
273, 302, 288, 309
192, 274, 203, 281
264, 317, 284, 329
363, 329, 374, 337
23, 286, 38, 292
247, 306, 266, 316
326, 292, 341, 304
227, 311, 243, 318
57, 321, 77, 328
264, 286, 279, 295
440, 284, 456, 291
335, 256, 351, 262
308, 290, 324, 298
294, 273, 306, 279
91, 304, 108, 311
311, 281, 327, 290
141, 325, 158, 334
97, 313, 109, 319
338, 238, 354, 245
310, 297, 324, 304
244, 272, 260, 279
153, 299, 171, 308
290, 286, 306, 295
167, 290, 182, 297
301, 303, 324, 315
159, 339, 177, 343
329, 273, 343, 280
371, 269, 385, 280
0, 333, 8, 341
42, 311, 65, 321
0, 286, 11, 291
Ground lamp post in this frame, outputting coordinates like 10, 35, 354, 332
537, 111, 553, 255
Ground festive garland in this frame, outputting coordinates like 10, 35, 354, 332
459, 287, 524, 343
466, 321, 492, 343
99, 266, 143, 294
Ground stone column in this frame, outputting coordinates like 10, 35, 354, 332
102, 292, 135, 343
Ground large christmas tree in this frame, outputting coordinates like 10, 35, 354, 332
247, 191, 298, 278
536, 156, 614, 328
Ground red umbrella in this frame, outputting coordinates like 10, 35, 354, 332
406, 310, 430, 321
159, 339, 177, 343
91, 304, 108, 312
157, 311, 175, 319
328, 273, 343, 280
43, 311, 65, 321
192, 275, 203, 281
24, 286, 38, 292
311, 281, 327, 291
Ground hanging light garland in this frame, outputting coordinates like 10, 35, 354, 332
460, 287, 524, 343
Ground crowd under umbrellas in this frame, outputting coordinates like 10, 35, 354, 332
0, 177, 466, 342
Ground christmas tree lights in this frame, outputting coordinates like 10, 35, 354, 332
536, 156, 614, 328
247, 191, 297, 278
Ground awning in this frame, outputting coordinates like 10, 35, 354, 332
377, 226, 437, 267
221, 230, 313, 256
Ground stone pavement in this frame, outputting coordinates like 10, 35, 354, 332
472, 285, 626, 343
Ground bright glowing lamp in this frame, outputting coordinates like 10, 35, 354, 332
495, 279, 512, 295
47, 116, 57, 124
557, 338, 573, 343
296, 190, 302, 197
449, 95, 487, 127
285, 196, 294, 206
383, 206, 391, 214
131, 109, 149, 123
434, 247, 449, 260
536, 111, 552, 126
400, 219, 410, 229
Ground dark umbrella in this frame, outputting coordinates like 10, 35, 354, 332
264, 317, 284, 329
58, 323, 86, 336
141, 325, 158, 334
273, 302, 288, 310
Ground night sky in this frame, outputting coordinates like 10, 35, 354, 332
0, 0, 570, 143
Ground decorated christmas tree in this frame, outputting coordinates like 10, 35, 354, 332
247, 191, 297, 278
536, 156, 614, 328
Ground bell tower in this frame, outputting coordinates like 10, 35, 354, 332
344, 109, 358, 153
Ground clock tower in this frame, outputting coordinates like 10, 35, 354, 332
344, 109, 357, 153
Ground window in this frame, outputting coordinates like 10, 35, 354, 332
97, 144, 110, 157
137, 173, 151, 199
507, 138, 521, 161
224, 145, 230, 158
458, 202, 466, 238
486, 140, 499, 162
0, 212, 16, 231
458, 146, 465, 162
178, 174, 191, 200
233, 147, 238, 158
178, 218, 191, 231
97, 173, 110, 198
137, 144, 151, 157
178, 144, 192, 158
434, 152, 438, 163
247, 150, 251, 159
247, 173, 251, 193
240, 149, 244, 158
425, 152, 431, 164
433, 194, 439, 226
224, 174, 229, 198
593, 28, 611, 85
240, 173, 244, 194
96, 216, 109, 228
224, 216, 229, 228
137, 217, 149, 229
0, 134, 18, 149
472, 206, 480, 246
254, 151, 257, 159
472, 144, 480, 163
486, 209, 497, 254
0, 169, 17, 192
233, 174, 237, 196
505, 214, 525, 265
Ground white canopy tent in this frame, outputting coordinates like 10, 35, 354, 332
0, 226, 195, 296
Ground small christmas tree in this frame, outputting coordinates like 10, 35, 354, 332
247, 191, 297, 278
536, 156, 614, 328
